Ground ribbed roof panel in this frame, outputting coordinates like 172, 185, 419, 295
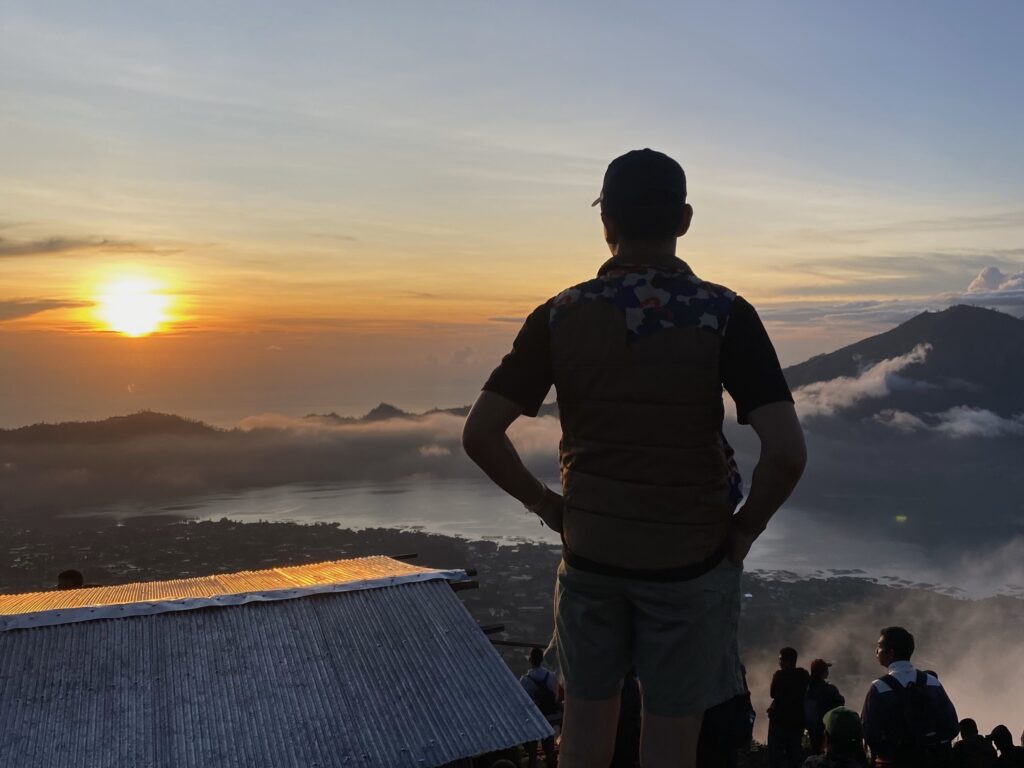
0, 556, 435, 614
0, 557, 467, 632
0, 579, 552, 768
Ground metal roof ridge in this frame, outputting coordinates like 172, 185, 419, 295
0, 568, 468, 633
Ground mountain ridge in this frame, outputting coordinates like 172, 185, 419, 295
4, 305, 1022, 438
783, 305, 1024, 417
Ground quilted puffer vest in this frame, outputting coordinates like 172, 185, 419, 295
550, 257, 741, 571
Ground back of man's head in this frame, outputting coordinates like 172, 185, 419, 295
779, 647, 798, 668
989, 725, 1013, 751
822, 707, 865, 759
529, 646, 544, 668
57, 569, 84, 590
810, 658, 832, 680
595, 149, 688, 242
960, 719, 979, 739
879, 626, 915, 661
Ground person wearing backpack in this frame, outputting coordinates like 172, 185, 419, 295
861, 627, 959, 767
521, 646, 561, 767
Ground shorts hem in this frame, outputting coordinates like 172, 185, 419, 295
561, 685, 625, 702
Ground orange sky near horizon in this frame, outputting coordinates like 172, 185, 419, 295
3, 4, 1024, 426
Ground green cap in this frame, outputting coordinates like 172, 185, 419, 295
823, 707, 863, 745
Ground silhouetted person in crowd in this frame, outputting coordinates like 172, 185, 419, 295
464, 148, 805, 768
610, 669, 641, 768
520, 646, 559, 768
770, 647, 811, 768
56, 569, 84, 590
988, 726, 1024, 767
861, 626, 958, 767
952, 719, 995, 768
698, 663, 756, 768
802, 707, 869, 768
807, 659, 846, 754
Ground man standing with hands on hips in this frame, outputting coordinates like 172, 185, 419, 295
463, 148, 806, 768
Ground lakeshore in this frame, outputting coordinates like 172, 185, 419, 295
3, 514, 1021, 740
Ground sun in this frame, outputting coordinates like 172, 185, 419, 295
96, 278, 171, 337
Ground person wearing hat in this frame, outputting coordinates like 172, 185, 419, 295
464, 148, 805, 768
802, 707, 869, 768
807, 659, 846, 755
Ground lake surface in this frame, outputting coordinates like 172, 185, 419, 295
88, 478, 1024, 599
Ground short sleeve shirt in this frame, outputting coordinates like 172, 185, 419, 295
483, 285, 792, 424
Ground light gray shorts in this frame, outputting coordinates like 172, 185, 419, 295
554, 557, 744, 716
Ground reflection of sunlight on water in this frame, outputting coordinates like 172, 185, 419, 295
73, 479, 1023, 598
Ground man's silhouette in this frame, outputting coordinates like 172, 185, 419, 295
807, 659, 846, 754
769, 647, 810, 768
988, 726, 1024, 767
464, 148, 805, 768
952, 718, 995, 768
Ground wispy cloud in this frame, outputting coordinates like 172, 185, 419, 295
791, 209, 1024, 245
761, 259, 1024, 335
0, 298, 89, 322
762, 300, 926, 329
0, 235, 168, 258
771, 252, 1024, 298
876, 406, 1024, 438
794, 344, 932, 418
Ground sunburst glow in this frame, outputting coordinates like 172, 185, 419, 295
96, 278, 171, 337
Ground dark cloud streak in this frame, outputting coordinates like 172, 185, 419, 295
0, 299, 90, 322
0, 235, 171, 258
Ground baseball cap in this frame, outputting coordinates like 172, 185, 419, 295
810, 658, 833, 676
592, 149, 687, 209
822, 707, 863, 746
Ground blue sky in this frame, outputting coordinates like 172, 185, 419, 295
2, 2, 1023, 423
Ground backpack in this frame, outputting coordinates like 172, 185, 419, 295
881, 671, 952, 768
805, 696, 822, 729
805, 682, 843, 729
529, 670, 560, 716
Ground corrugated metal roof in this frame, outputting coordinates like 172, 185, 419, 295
0, 556, 466, 632
0, 577, 553, 768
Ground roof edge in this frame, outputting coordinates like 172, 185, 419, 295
0, 569, 468, 633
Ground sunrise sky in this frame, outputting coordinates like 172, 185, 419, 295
2, 2, 1024, 425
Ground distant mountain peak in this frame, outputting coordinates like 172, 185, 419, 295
0, 411, 221, 443
362, 403, 412, 421
785, 304, 1024, 418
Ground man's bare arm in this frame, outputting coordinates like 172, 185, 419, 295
728, 401, 807, 563
462, 390, 563, 531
